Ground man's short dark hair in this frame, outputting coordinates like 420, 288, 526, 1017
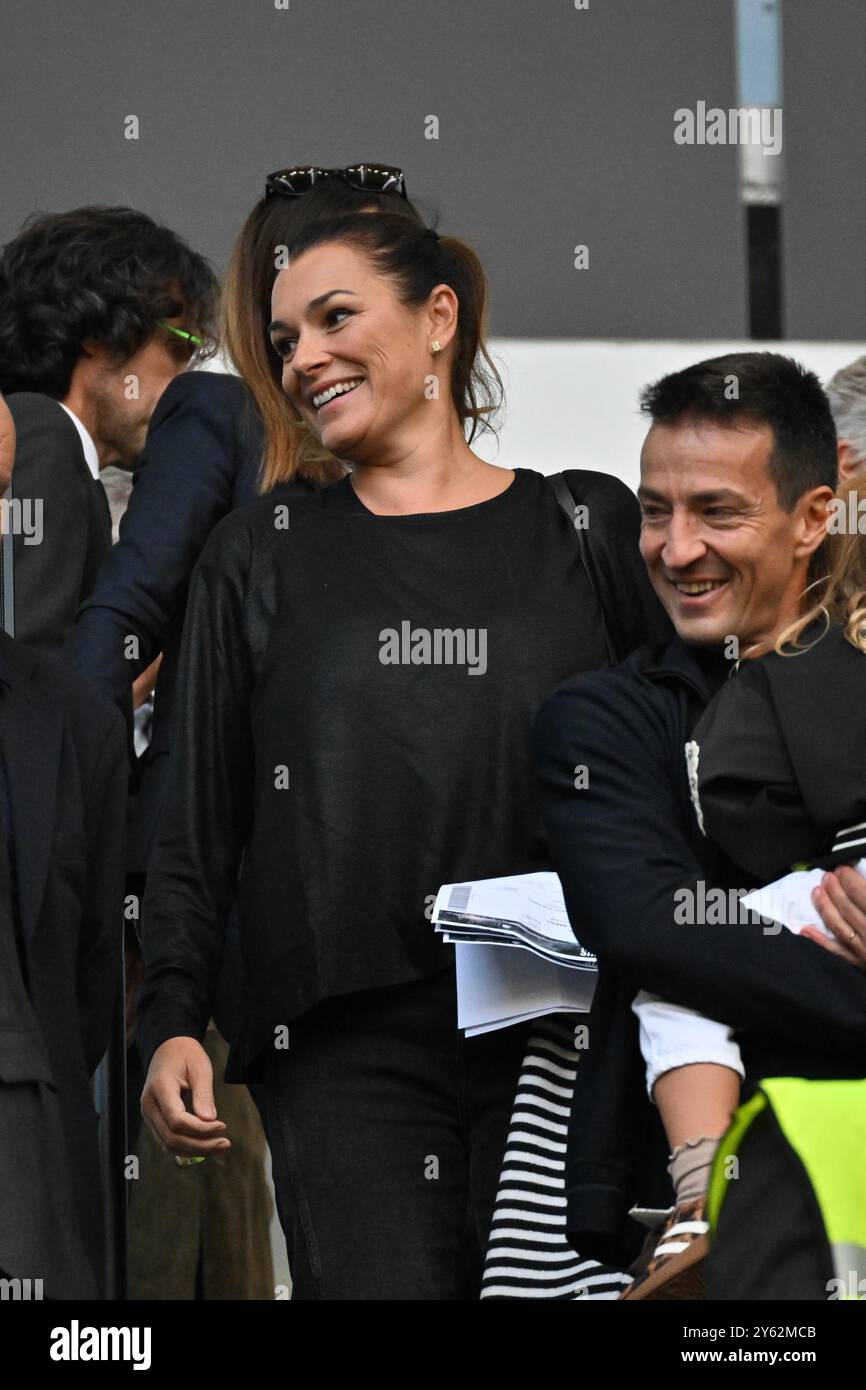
639, 352, 838, 509
0, 206, 219, 397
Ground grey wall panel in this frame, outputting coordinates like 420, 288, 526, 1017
782, 0, 866, 339
0, 0, 744, 338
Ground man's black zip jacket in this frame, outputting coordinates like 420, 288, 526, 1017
533, 634, 866, 1267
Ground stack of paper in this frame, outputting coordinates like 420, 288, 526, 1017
432, 871, 597, 1035
432, 858, 866, 1039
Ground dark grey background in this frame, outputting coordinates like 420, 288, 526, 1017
782, 0, 866, 339
0, 0, 748, 338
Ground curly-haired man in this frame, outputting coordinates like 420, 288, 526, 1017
0, 206, 218, 648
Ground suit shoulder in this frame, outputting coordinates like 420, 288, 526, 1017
196, 489, 290, 567
537, 657, 651, 715
558, 468, 639, 520
146, 372, 264, 488
6, 391, 74, 436
152, 369, 254, 421
197, 487, 324, 598
5, 393, 87, 492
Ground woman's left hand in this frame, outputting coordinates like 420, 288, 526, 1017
804, 865, 866, 969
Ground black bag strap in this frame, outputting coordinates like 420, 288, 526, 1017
549, 470, 619, 664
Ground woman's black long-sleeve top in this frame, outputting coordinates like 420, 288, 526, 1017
136, 467, 670, 1083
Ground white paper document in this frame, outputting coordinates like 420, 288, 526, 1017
434, 856, 866, 1038
433, 871, 595, 965
741, 859, 866, 935
454, 940, 596, 1036
432, 871, 597, 1034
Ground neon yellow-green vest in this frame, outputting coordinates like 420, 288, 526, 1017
708, 1077, 866, 1301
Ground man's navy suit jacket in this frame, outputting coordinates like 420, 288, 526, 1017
64, 370, 310, 872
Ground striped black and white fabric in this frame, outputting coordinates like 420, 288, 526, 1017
481, 1016, 632, 1300
829, 819, 866, 860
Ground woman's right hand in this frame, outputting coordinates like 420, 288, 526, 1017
140, 1037, 231, 1157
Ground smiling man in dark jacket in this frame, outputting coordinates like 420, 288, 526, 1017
534, 353, 866, 1280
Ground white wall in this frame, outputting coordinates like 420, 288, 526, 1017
475, 340, 866, 490
209, 338, 866, 493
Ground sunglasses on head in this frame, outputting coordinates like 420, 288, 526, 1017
264, 163, 407, 201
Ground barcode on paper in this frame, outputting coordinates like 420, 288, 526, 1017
448, 884, 472, 912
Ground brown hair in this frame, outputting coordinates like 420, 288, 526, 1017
264, 211, 504, 487
223, 180, 428, 490
776, 476, 866, 655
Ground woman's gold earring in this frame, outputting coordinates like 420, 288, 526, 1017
430, 340, 441, 354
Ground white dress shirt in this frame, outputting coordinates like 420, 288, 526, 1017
57, 402, 100, 479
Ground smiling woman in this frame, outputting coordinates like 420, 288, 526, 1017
136, 186, 671, 1302
223, 173, 427, 491
264, 212, 506, 511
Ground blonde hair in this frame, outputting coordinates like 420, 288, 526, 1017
776, 476, 866, 655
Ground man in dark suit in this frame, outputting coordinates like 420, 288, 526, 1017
0, 205, 218, 651
5, 393, 112, 650
65, 368, 270, 875
0, 391, 128, 1297
63, 367, 314, 1300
